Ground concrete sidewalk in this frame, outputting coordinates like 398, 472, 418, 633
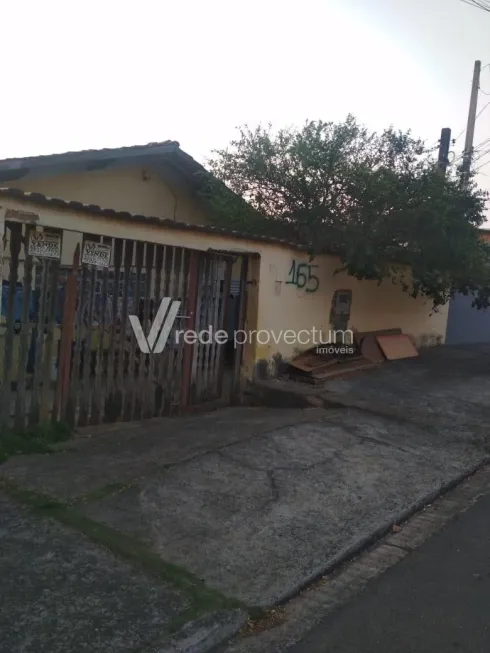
0, 493, 189, 653
78, 407, 487, 606
2, 344, 490, 650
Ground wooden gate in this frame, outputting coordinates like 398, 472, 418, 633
0, 221, 235, 429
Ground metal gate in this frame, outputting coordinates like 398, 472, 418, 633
0, 220, 235, 429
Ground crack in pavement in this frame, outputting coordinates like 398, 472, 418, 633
322, 418, 416, 454
62, 416, 340, 503
216, 445, 352, 476
148, 415, 340, 474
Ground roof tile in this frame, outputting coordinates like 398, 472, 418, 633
0, 187, 305, 251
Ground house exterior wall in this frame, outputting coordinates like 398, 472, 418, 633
253, 247, 448, 374
6, 166, 208, 225
0, 196, 449, 384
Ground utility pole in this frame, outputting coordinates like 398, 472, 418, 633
461, 59, 481, 187
437, 127, 452, 176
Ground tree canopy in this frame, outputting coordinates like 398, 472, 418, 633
202, 115, 490, 308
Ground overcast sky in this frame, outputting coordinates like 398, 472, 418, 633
3, 0, 490, 189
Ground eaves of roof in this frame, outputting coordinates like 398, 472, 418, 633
0, 186, 308, 252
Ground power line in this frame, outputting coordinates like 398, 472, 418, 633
467, 136, 490, 156
474, 154, 490, 172
473, 99, 490, 123
461, 140, 490, 173
453, 136, 490, 160
461, 0, 490, 11
473, 146, 490, 164
451, 100, 490, 168
453, 126, 467, 143
474, 137, 490, 153
479, 65, 490, 94
452, 138, 490, 168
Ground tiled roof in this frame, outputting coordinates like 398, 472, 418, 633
0, 187, 306, 251
0, 141, 179, 167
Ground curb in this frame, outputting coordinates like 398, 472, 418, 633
216, 463, 490, 653
270, 454, 490, 608
149, 610, 248, 653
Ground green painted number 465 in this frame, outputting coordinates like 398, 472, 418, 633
286, 260, 320, 292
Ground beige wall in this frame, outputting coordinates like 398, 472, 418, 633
251, 247, 448, 370
0, 197, 449, 382
8, 166, 208, 225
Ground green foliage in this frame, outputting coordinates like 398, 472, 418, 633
205, 116, 490, 307
0, 421, 72, 463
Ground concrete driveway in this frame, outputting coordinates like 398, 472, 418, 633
2, 344, 490, 621
324, 343, 490, 442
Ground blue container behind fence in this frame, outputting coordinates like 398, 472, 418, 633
1, 282, 24, 322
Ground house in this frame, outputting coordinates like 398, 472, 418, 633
0, 142, 449, 428
0, 141, 209, 225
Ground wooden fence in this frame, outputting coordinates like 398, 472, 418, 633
0, 220, 237, 429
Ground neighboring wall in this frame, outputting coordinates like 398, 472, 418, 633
7, 166, 208, 225
445, 229, 490, 345
445, 293, 490, 345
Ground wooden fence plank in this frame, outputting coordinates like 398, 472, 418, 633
181, 250, 199, 409
104, 238, 123, 422
158, 246, 175, 416
14, 226, 34, 430
39, 256, 60, 422
29, 256, 51, 425
77, 265, 96, 426
141, 243, 154, 419
232, 255, 249, 400
172, 248, 188, 409
148, 244, 163, 417
126, 241, 144, 421
216, 257, 232, 399
115, 240, 133, 421
201, 256, 214, 401
0, 223, 22, 427
167, 248, 183, 413
90, 239, 110, 425
54, 244, 80, 422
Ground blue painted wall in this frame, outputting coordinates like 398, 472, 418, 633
446, 293, 490, 344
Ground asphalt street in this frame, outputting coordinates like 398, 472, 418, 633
288, 490, 490, 653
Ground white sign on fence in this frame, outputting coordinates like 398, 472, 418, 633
28, 231, 62, 259
82, 241, 112, 268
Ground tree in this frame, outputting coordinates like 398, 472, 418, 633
202, 116, 490, 308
